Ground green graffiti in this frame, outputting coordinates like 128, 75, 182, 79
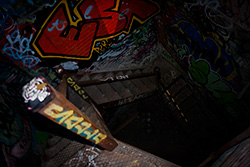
177, 44, 189, 59
189, 57, 210, 85
163, 51, 174, 63
206, 72, 231, 99
188, 56, 247, 119
189, 56, 233, 99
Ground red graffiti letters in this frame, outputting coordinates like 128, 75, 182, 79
33, 0, 159, 60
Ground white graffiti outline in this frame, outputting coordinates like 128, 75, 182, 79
66, 147, 99, 167
184, 0, 234, 30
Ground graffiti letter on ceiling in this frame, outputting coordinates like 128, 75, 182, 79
32, 0, 160, 60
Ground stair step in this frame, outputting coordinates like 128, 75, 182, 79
168, 78, 187, 96
84, 85, 109, 104
120, 70, 131, 77
130, 79, 149, 94
45, 138, 72, 158
133, 69, 142, 74
121, 80, 141, 95
45, 139, 84, 167
47, 135, 63, 147
77, 74, 91, 83
104, 72, 116, 80
67, 86, 89, 109
167, 102, 182, 120
140, 77, 157, 91
79, 100, 91, 113
97, 83, 122, 102
148, 76, 156, 85
90, 73, 104, 80
109, 81, 133, 98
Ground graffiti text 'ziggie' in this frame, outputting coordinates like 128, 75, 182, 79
33, 0, 159, 60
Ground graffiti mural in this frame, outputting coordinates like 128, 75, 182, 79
184, 0, 250, 31
0, 7, 16, 35
0, 20, 41, 70
188, 56, 248, 118
43, 102, 108, 145
158, 4, 250, 91
157, 0, 250, 119
33, 0, 160, 60
168, 12, 238, 84
82, 18, 159, 73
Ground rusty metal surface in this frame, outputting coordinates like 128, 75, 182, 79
57, 74, 67, 97
22, 76, 118, 151
39, 85, 118, 151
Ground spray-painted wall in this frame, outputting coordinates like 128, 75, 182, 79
0, 0, 161, 165
1, 0, 161, 74
157, 0, 250, 119
1, 0, 250, 165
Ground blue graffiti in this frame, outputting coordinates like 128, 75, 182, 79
48, 19, 66, 32
119, 8, 129, 20
0, 9, 15, 34
84, 5, 93, 19
2, 30, 40, 69
170, 18, 238, 82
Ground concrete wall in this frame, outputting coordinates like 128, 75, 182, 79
1, 0, 161, 73
0, 1, 162, 165
157, 0, 250, 120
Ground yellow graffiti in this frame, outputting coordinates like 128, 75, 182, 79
32, 0, 160, 60
75, 121, 92, 135
44, 103, 107, 144
67, 77, 88, 99
64, 114, 83, 129
44, 103, 63, 116
92, 131, 108, 144
93, 39, 112, 53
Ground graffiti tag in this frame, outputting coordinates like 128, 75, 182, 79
2, 28, 40, 69
67, 77, 88, 99
48, 19, 67, 32
0, 9, 15, 34
32, 0, 160, 60
104, 74, 129, 81
44, 103, 107, 144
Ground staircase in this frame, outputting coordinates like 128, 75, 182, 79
58, 68, 159, 110
150, 56, 215, 134
40, 66, 179, 167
